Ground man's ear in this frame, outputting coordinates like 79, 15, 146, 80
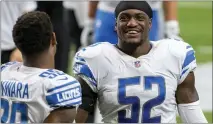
114, 19, 117, 32
51, 32, 57, 46
149, 18, 152, 31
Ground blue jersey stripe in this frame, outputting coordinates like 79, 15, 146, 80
87, 78, 97, 88
1, 61, 17, 72
180, 68, 189, 79
73, 62, 97, 86
46, 86, 81, 106
47, 81, 79, 93
47, 95, 81, 107
186, 45, 192, 49
182, 50, 195, 69
51, 101, 82, 108
75, 56, 86, 63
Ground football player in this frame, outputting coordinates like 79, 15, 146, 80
73, 1, 207, 123
1, 11, 81, 123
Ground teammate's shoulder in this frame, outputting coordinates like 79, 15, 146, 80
41, 69, 82, 108
38, 69, 80, 95
160, 39, 193, 57
151, 38, 185, 46
38, 68, 77, 83
168, 38, 193, 58
153, 38, 192, 56
76, 42, 112, 59
1, 61, 22, 72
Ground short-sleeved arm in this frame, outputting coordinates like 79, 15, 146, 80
168, 39, 197, 84
179, 44, 197, 83
40, 69, 82, 109
72, 43, 108, 93
169, 40, 197, 83
73, 54, 98, 93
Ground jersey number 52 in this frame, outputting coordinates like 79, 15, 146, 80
118, 76, 166, 123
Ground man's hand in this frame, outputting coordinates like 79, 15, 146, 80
10, 48, 22, 62
80, 1, 99, 48
165, 20, 183, 41
163, 1, 183, 41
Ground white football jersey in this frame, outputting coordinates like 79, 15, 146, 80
1, 62, 82, 123
73, 39, 197, 123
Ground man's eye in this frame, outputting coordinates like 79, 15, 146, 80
136, 15, 145, 21
120, 16, 129, 21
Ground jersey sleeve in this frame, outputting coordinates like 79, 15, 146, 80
41, 69, 82, 109
72, 43, 107, 93
169, 40, 197, 84
180, 44, 197, 83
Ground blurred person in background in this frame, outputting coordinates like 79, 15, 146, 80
81, 1, 182, 47
1, 1, 36, 64
36, 1, 70, 73
63, 1, 89, 53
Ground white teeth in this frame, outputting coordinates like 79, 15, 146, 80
128, 31, 138, 34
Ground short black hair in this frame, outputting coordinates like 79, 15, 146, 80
12, 11, 53, 56
115, 1, 153, 19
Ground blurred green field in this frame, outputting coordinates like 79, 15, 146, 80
178, 2, 212, 122
178, 2, 212, 63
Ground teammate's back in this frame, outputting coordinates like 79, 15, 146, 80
1, 62, 81, 123
1, 11, 81, 123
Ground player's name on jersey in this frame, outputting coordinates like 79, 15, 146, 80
1, 80, 29, 99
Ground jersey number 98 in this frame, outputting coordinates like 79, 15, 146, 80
1, 98, 28, 123
118, 76, 166, 123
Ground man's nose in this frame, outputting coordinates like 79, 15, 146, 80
127, 18, 138, 27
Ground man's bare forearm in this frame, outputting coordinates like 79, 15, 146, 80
88, 1, 99, 19
163, 1, 178, 21
75, 108, 89, 123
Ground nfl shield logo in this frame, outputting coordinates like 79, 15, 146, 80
134, 61, 141, 68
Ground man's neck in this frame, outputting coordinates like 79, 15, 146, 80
117, 40, 152, 58
23, 53, 54, 69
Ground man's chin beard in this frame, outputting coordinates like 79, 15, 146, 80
123, 39, 143, 46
